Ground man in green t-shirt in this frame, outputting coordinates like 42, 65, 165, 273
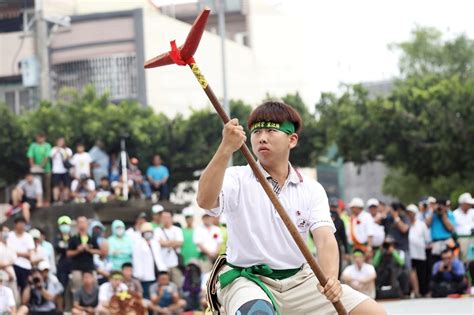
180, 207, 200, 265
27, 133, 52, 205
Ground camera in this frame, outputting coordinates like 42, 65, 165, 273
382, 242, 390, 250
33, 277, 41, 284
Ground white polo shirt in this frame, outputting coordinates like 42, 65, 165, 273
206, 163, 335, 269
349, 211, 374, 245
155, 225, 184, 268
453, 208, 474, 236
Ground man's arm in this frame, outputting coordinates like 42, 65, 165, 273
197, 119, 246, 210
392, 213, 409, 234
312, 226, 342, 303
441, 212, 455, 232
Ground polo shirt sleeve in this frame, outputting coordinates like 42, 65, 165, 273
207, 167, 240, 216
308, 182, 335, 233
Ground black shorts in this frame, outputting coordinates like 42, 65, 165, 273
52, 173, 70, 187
22, 196, 37, 210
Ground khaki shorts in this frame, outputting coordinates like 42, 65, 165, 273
216, 264, 368, 315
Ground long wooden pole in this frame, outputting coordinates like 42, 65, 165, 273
188, 62, 347, 315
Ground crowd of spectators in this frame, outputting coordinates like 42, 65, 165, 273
7, 134, 171, 224
0, 206, 226, 314
335, 195, 474, 300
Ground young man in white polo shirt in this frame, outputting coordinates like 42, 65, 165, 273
348, 198, 375, 256
197, 101, 384, 315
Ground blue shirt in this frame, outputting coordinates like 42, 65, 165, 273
147, 165, 169, 181
432, 259, 465, 281
431, 211, 456, 241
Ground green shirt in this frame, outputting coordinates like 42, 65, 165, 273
27, 142, 52, 173
181, 228, 200, 265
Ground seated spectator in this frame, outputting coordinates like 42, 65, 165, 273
194, 214, 223, 272
95, 177, 114, 203
146, 155, 170, 201
341, 249, 376, 298
29, 229, 48, 269
149, 271, 186, 315
0, 271, 16, 314
70, 175, 96, 203
122, 263, 143, 297
94, 250, 113, 286
72, 271, 99, 315
431, 248, 468, 297
128, 157, 151, 199
19, 261, 63, 315
426, 198, 456, 260
96, 271, 128, 314
108, 220, 133, 271
111, 175, 133, 199
132, 222, 167, 300
10, 173, 43, 223
8, 217, 35, 294
372, 236, 408, 299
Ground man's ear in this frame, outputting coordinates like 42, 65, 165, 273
289, 133, 298, 149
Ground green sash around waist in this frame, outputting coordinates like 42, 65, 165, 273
219, 262, 301, 315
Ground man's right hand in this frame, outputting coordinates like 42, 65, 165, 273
221, 118, 247, 154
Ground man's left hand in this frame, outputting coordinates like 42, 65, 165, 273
318, 276, 342, 303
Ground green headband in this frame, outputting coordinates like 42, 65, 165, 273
353, 251, 364, 257
251, 121, 296, 135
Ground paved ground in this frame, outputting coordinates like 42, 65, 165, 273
379, 297, 474, 315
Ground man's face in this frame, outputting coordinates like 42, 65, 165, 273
185, 216, 193, 226
15, 221, 25, 233
122, 267, 133, 279
83, 272, 94, 286
202, 216, 212, 227
77, 145, 85, 153
100, 179, 110, 188
407, 211, 416, 221
36, 135, 46, 143
26, 174, 34, 183
161, 212, 172, 227
368, 206, 378, 217
77, 217, 88, 232
354, 254, 364, 267
153, 156, 162, 166
111, 276, 122, 289
41, 269, 49, 280
441, 251, 453, 266
250, 128, 298, 164
461, 203, 471, 211
57, 137, 65, 147
350, 207, 362, 216
152, 213, 161, 224
158, 274, 170, 286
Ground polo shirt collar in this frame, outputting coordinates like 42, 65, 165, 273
255, 161, 303, 185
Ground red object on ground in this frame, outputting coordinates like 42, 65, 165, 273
144, 8, 210, 68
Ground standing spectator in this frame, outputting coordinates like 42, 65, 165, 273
94, 249, 113, 286
0, 271, 16, 314
194, 214, 222, 272
50, 137, 72, 204
29, 229, 48, 269
38, 229, 56, 275
406, 204, 431, 297
366, 198, 385, 251
426, 199, 456, 260
149, 271, 186, 315
67, 217, 102, 296
108, 220, 133, 271
431, 248, 468, 297
453, 193, 474, 261
348, 198, 374, 256
330, 198, 349, 274
89, 140, 110, 184
155, 210, 184, 287
70, 143, 93, 180
126, 212, 148, 242
10, 173, 43, 223
27, 133, 52, 205
417, 198, 432, 223
19, 261, 63, 315
121, 263, 143, 297
181, 207, 200, 265
72, 271, 99, 315
151, 204, 164, 229
341, 250, 377, 299
96, 271, 128, 314
132, 222, 167, 300
146, 155, 170, 201
7, 217, 34, 294
70, 175, 96, 203
0, 227, 19, 305
53, 216, 73, 290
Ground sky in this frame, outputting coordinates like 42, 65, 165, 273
263, 0, 474, 101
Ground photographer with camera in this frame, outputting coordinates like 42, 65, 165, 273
430, 248, 468, 297
18, 261, 63, 315
372, 236, 409, 299
425, 199, 456, 261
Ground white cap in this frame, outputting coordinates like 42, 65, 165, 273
182, 207, 194, 217
29, 228, 41, 239
458, 192, 472, 205
152, 204, 164, 214
348, 197, 364, 209
367, 198, 379, 208
406, 204, 419, 213
38, 261, 50, 271
427, 196, 437, 204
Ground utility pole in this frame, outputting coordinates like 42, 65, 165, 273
34, 0, 51, 101
216, 0, 232, 166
